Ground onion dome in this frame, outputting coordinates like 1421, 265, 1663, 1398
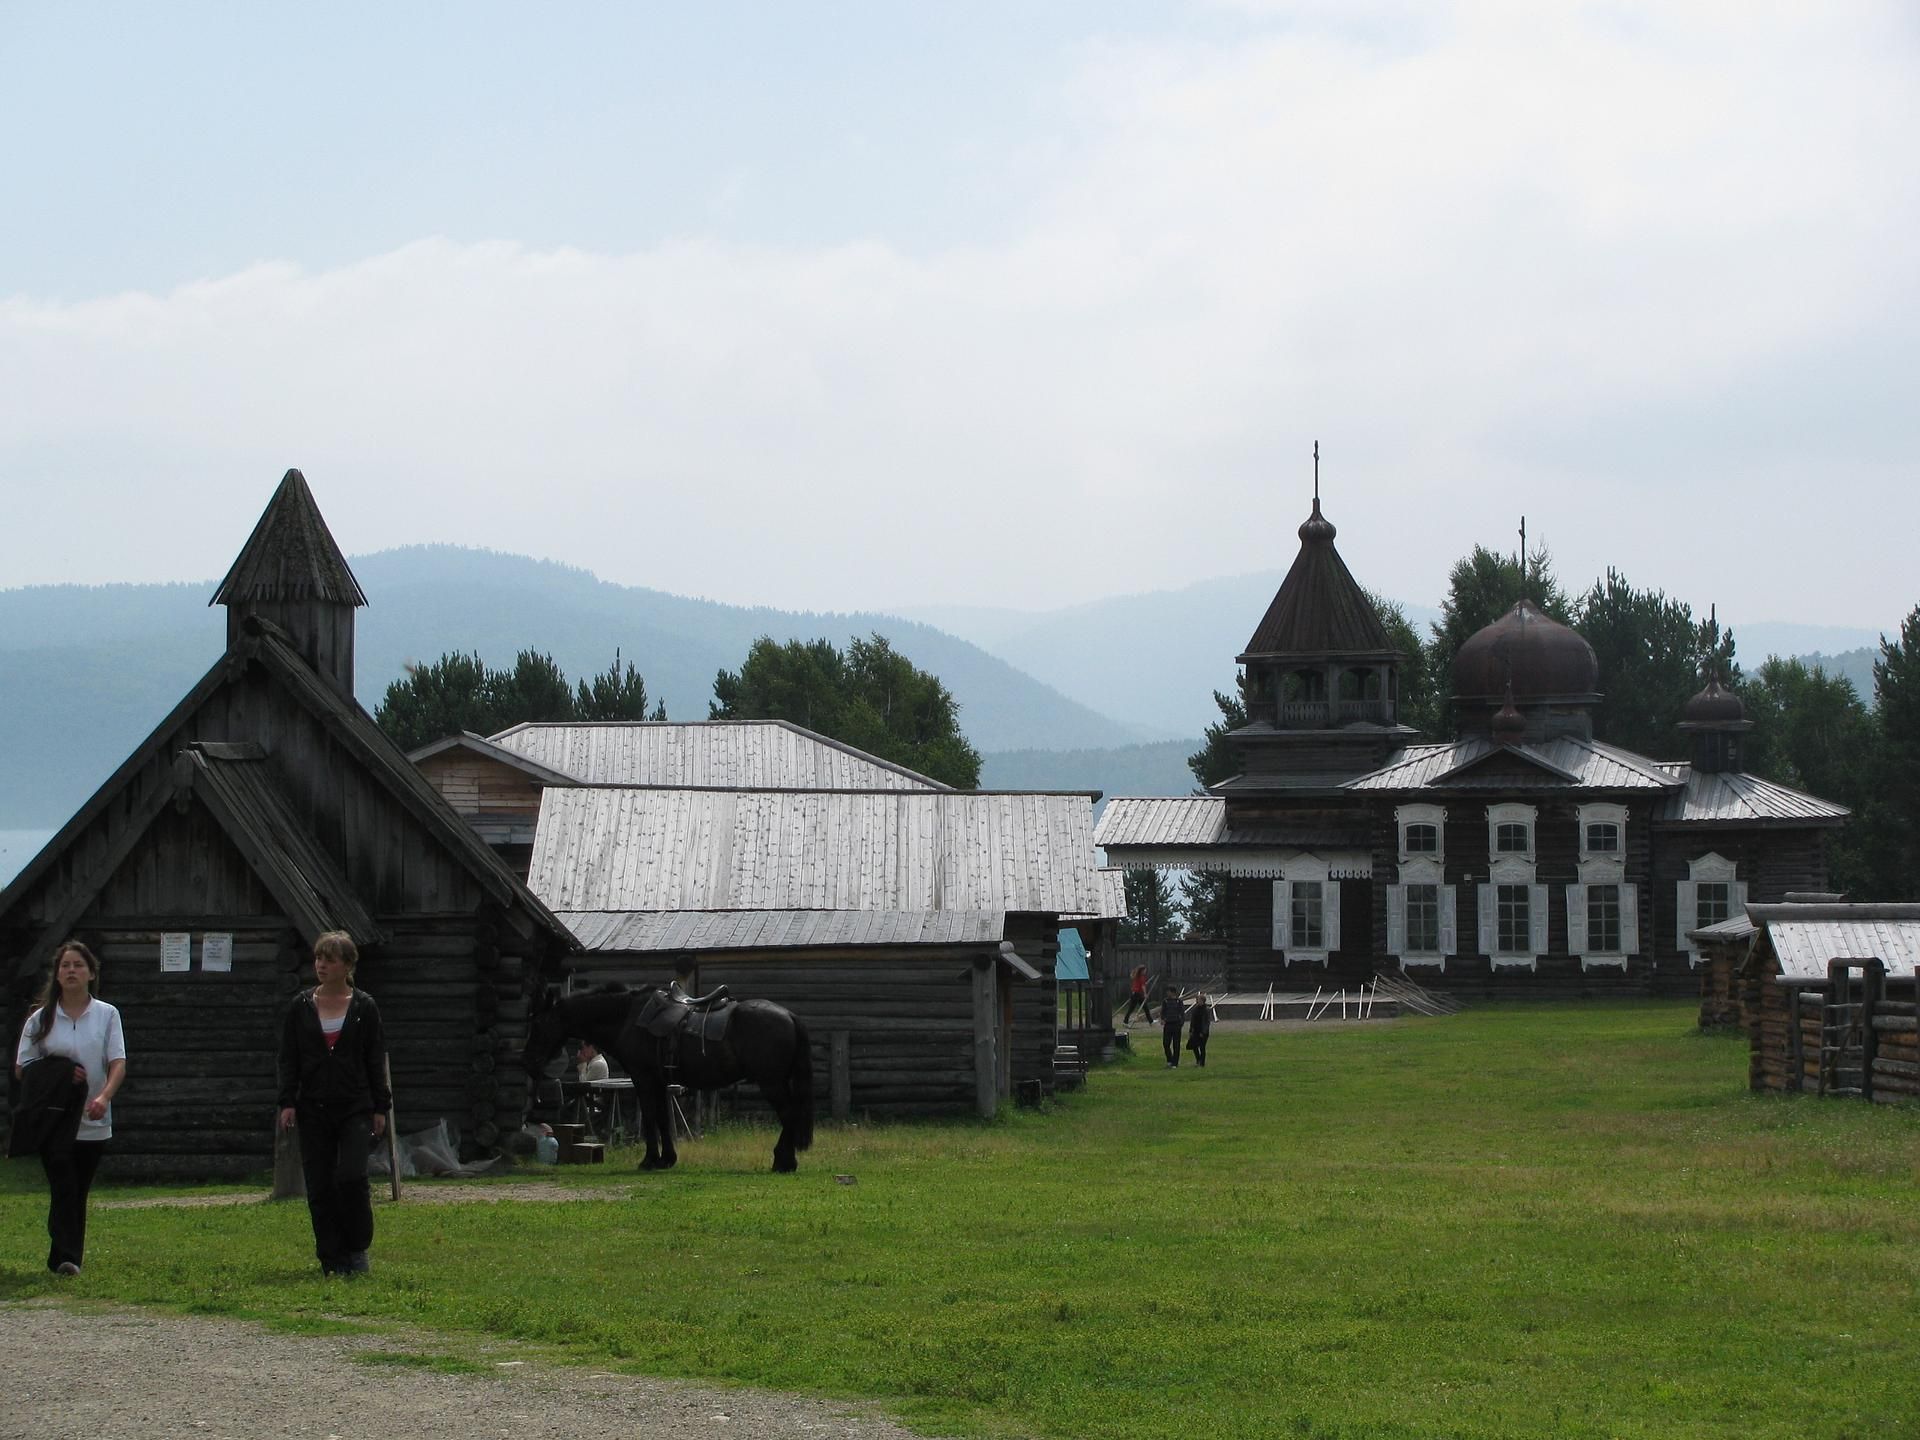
1490, 683, 1527, 744
1297, 496, 1337, 544
1680, 674, 1748, 728
1451, 600, 1599, 704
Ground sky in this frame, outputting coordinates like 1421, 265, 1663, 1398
1, 1, 1916, 631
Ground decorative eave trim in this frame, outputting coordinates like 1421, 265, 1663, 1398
1099, 846, 1372, 879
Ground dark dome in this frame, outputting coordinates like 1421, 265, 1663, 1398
1681, 675, 1747, 727
1452, 600, 1599, 702
1490, 686, 1527, 744
1297, 497, 1336, 543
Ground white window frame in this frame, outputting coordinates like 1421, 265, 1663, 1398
1478, 880, 1548, 970
1676, 852, 1745, 967
1577, 803, 1627, 865
1388, 880, 1458, 971
1486, 802, 1537, 866
1395, 804, 1447, 867
1270, 853, 1339, 965
1569, 803, 1635, 970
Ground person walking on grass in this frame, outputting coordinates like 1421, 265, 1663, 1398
1121, 965, 1154, 1026
11, 940, 127, 1277
1160, 984, 1186, 1067
1186, 992, 1213, 1067
277, 931, 389, 1278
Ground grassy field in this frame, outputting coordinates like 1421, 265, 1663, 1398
4, 1002, 1917, 1439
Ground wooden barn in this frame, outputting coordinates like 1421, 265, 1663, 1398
0, 471, 576, 1176
527, 784, 1110, 1118
1736, 903, 1920, 1103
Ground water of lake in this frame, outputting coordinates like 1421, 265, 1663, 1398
0, 829, 56, 888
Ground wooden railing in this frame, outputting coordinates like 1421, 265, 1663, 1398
1276, 700, 1394, 727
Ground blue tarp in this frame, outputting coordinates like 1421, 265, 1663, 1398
1055, 926, 1089, 982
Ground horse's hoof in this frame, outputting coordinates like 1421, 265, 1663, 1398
773, 1159, 797, 1174
638, 1158, 662, 1171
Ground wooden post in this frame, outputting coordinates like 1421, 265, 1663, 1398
829, 1030, 851, 1124
971, 957, 998, 1120
384, 1055, 401, 1202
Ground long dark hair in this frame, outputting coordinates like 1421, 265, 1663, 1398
29, 940, 100, 1043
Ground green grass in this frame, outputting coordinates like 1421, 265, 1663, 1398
5, 1002, 1917, 1439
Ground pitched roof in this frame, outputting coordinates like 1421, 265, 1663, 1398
1747, 904, 1920, 981
211, 469, 367, 608
408, 731, 580, 786
1240, 498, 1395, 659
490, 719, 948, 792
1656, 767, 1849, 826
559, 908, 1007, 953
528, 787, 1104, 915
1345, 736, 1679, 792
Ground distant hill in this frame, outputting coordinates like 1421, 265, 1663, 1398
0, 546, 1159, 827
980, 739, 1201, 814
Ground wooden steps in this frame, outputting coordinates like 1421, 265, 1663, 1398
550, 1122, 605, 1164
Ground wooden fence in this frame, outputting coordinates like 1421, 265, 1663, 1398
1114, 942, 1231, 1005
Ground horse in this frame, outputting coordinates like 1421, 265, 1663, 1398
523, 986, 815, 1173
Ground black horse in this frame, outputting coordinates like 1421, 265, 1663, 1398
523, 987, 815, 1173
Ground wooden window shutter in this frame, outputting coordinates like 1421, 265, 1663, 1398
1565, 884, 1588, 956
1324, 881, 1342, 952
1439, 886, 1458, 956
1386, 885, 1406, 957
1675, 881, 1697, 951
1529, 884, 1549, 956
1621, 882, 1639, 956
1733, 880, 1748, 916
1270, 880, 1287, 952
1477, 884, 1497, 957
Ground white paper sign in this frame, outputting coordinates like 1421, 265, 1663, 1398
160, 932, 191, 973
202, 932, 233, 973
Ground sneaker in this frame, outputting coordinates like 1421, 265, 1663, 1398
53, 1261, 80, 1277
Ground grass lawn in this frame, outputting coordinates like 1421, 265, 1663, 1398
5, 1001, 1917, 1439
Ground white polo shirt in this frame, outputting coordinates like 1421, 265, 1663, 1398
15, 998, 127, 1142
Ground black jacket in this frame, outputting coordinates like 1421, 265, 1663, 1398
276, 988, 391, 1114
8, 1054, 87, 1158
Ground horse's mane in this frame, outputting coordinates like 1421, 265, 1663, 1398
557, 984, 657, 1023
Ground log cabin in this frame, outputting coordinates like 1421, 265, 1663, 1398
0, 470, 576, 1176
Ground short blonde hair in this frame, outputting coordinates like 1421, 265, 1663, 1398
314, 931, 358, 973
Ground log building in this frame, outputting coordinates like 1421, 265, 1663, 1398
0, 471, 576, 1175
1098, 479, 1848, 997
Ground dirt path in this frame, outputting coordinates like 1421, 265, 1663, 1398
0, 1302, 943, 1440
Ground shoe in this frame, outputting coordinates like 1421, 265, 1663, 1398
53, 1261, 80, 1277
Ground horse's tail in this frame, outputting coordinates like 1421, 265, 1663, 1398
788, 1012, 816, 1152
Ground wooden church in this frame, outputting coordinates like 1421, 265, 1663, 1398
1097, 474, 1848, 997
0, 471, 576, 1176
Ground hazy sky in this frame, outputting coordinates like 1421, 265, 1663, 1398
2, 2, 1915, 630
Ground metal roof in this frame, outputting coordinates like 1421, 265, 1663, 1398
1687, 914, 1757, 946
491, 720, 948, 792
1657, 767, 1849, 826
1346, 736, 1679, 792
407, 731, 579, 786
530, 787, 1104, 915
1096, 796, 1366, 850
559, 908, 1007, 953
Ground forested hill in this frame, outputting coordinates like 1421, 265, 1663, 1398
0, 546, 1164, 827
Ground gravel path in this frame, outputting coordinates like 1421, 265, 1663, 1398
0, 1302, 943, 1440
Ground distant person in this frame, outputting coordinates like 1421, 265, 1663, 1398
1186, 993, 1213, 1068
1121, 965, 1154, 1026
277, 931, 389, 1278
1160, 985, 1186, 1068
576, 1041, 610, 1084
12, 940, 127, 1276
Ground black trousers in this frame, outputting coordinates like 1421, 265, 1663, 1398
296, 1105, 374, 1269
1122, 994, 1154, 1025
40, 1138, 107, 1272
1189, 1031, 1209, 1067
1162, 1026, 1182, 1065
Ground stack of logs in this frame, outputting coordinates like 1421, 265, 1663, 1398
1870, 997, 1920, 1105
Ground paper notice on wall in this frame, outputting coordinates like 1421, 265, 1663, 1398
202, 932, 233, 973
160, 932, 191, 972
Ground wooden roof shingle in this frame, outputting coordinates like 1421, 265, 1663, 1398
211, 469, 367, 608
490, 719, 949, 792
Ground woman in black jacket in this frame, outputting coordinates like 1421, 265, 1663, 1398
276, 931, 389, 1277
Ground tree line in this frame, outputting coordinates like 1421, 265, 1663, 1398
375, 632, 981, 789
1125, 544, 1918, 941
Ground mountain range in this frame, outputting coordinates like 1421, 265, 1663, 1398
0, 545, 1893, 828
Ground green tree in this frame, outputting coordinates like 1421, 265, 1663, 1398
375, 651, 501, 752
1864, 605, 1920, 897
576, 649, 665, 721
1119, 869, 1182, 943
1179, 870, 1230, 941
1187, 678, 1248, 790
1573, 570, 1735, 758
492, 650, 576, 726
711, 632, 982, 788
1366, 589, 1438, 737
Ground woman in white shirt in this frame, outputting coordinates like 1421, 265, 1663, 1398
13, 940, 127, 1276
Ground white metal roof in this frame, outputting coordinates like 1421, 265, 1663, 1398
491, 720, 948, 792
1346, 736, 1678, 792
559, 909, 1007, 953
530, 787, 1103, 915
1657, 768, 1849, 825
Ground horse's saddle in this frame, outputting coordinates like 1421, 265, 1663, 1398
635, 987, 735, 1052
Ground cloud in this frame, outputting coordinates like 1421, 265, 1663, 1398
1, 2, 1915, 629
